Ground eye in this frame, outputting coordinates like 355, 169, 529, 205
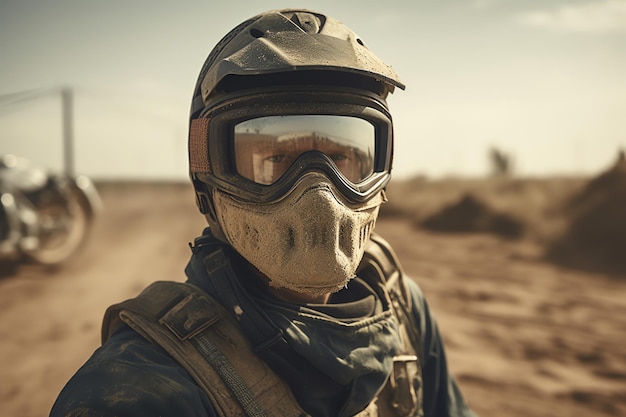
330, 153, 349, 161
266, 154, 287, 163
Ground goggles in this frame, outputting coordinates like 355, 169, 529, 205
190, 90, 394, 204
233, 115, 375, 186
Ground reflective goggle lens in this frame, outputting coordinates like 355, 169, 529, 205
233, 115, 375, 185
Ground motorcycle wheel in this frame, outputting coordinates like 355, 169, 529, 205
24, 186, 91, 266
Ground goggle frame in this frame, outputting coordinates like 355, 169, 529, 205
191, 88, 394, 204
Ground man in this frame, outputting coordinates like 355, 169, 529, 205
50, 9, 477, 417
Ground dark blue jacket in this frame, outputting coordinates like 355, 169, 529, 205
50, 230, 476, 417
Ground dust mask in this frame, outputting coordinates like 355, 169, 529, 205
213, 173, 384, 296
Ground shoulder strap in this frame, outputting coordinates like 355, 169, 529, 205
102, 281, 308, 417
361, 233, 421, 348
359, 233, 425, 417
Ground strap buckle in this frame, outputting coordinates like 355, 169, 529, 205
159, 293, 222, 340
390, 354, 421, 416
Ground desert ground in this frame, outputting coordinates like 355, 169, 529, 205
1, 180, 625, 417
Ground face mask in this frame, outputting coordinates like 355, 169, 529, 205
212, 173, 384, 296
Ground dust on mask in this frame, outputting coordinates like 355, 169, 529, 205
213, 173, 385, 296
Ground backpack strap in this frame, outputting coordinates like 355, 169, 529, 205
102, 281, 309, 417
358, 233, 424, 417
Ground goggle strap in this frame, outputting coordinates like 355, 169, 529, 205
189, 118, 212, 173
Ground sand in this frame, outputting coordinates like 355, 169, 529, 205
1, 182, 625, 417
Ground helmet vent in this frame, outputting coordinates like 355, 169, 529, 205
196, 16, 261, 95
289, 12, 321, 33
250, 28, 264, 38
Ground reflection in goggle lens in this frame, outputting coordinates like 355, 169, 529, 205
234, 115, 375, 185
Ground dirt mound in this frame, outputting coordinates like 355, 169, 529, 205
547, 151, 626, 274
420, 193, 524, 238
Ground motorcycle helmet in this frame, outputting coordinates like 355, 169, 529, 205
188, 9, 404, 241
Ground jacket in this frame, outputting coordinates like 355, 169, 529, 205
50, 228, 477, 417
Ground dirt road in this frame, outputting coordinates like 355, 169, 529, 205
1, 183, 625, 417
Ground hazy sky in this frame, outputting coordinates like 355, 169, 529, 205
1, 0, 625, 180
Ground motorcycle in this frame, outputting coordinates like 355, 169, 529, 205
0, 154, 101, 270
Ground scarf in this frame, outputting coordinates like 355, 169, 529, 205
185, 228, 402, 417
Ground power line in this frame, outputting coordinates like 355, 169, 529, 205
0, 86, 62, 117
0, 86, 61, 104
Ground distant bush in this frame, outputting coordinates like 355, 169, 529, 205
489, 147, 514, 177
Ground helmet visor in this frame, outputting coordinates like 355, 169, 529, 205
234, 115, 375, 185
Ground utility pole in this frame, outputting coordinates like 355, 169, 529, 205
61, 87, 74, 177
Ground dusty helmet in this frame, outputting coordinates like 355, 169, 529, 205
188, 9, 404, 236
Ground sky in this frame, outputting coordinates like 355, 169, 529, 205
1, 0, 625, 181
